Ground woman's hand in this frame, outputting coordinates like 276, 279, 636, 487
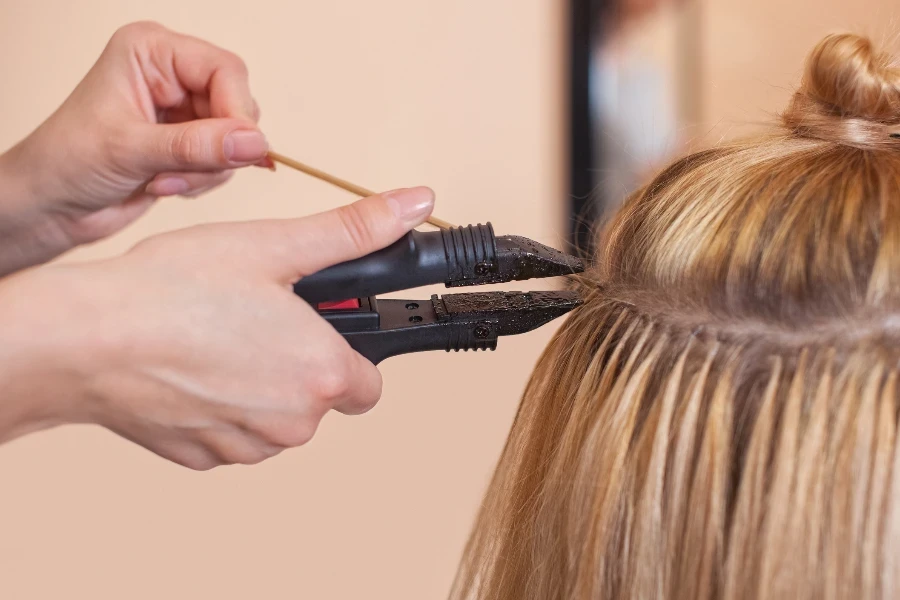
0, 21, 269, 274
0, 187, 435, 470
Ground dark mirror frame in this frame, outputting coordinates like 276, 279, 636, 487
567, 0, 608, 255
567, 0, 701, 254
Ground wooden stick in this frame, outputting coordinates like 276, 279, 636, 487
267, 150, 454, 230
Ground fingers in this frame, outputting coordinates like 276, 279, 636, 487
111, 23, 267, 175
249, 187, 436, 282
159, 93, 213, 123
146, 171, 233, 197
256, 155, 276, 170
283, 305, 385, 417
165, 31, 256, 121
133, 118, 269, 173
329, 350, 384, 416
151, 438, 221, 471
196, 427, 283, 467
194, 335, 383, 465
109, 22, 258, 123
190, 353, 381, 467
115, 22, 257, 122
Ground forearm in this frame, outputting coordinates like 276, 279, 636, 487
0, 143, 76, 276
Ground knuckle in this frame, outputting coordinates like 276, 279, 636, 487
313, 354, 354, 403
127, 224, 211, 262
113, 21, 163, 44
357, 379, 383, 414
219, 444, 268, 466
226, 52, 249, 77
200, 430, 273, 467
101, 125, 136, 167
128, 234, 171, 260
128, 235, 159, 255
129, 227, 181, 254
335, 204, 377, 255
168, 125, 209, 165
254, 443, 286, 462
264, 420, 318, 448
340, 375, 382, 416
239, 452, 269, 466
181, 455, 218, 472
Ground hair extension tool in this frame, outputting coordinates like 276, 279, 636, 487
293, 224, 585, 364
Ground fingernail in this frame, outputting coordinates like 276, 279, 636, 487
147, 177, 190, 197
224, 130, 269, 163
255, 156, 277, 171
384, 187, 435, 225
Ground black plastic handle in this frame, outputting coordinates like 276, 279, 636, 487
317, 290, 581, 364
293, 224, 499, 305
334, 297, 499, 365
293, 230, 448, 305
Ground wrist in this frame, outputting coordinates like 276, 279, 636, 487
0, 266, 97, 443
0, 141, 42, 215
0, 142, 78, 275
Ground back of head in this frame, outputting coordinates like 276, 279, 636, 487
452, 33, 900, 600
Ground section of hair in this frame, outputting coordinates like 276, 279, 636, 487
782, 33, 900, 149
452, 33, 900, 600
452, 298, 900, 599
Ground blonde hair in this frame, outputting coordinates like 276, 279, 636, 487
451, 33, 900, 600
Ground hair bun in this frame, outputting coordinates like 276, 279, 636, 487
782, 33, 900, 148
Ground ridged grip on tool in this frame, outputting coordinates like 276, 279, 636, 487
445, 321, 499, 353
442, 224, 501, 285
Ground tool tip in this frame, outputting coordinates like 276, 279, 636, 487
497, 236, 586, 281
442, 290, 582, 336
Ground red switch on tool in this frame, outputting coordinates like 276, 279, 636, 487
317, 299, 361, 311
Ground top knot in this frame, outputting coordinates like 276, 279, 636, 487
782, 33, 900, 149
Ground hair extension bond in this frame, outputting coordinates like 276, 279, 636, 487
451, 33, 900, 600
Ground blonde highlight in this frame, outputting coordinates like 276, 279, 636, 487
452, 32, 900, 600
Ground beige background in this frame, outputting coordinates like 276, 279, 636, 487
700, 0, 900, 143
0, 1, 897, 598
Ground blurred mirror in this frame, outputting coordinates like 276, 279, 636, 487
568, 0, 700, 252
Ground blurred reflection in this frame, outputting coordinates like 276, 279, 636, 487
569, 0, 698, 252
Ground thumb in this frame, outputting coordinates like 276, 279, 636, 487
252, 187, 436, 283
132, 119, 269, 173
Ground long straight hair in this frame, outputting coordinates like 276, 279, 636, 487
451, 33, 900, 600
